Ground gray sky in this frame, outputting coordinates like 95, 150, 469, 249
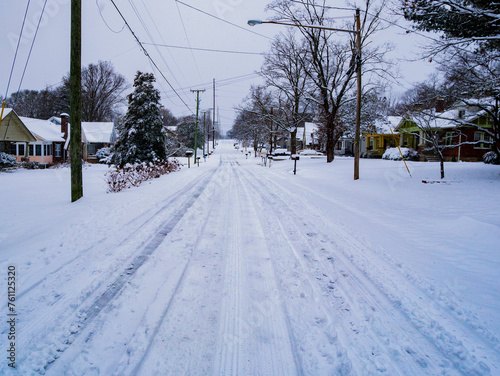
1, 0, 437, 132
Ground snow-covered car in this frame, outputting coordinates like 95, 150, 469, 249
299, 149, 325, 158
270, 149, 291, 160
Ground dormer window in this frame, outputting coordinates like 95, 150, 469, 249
458, 109, 465, 119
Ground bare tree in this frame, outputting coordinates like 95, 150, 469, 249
401, 110, 457, 178
59, 61, 128, 122
439, 48, 500, 160
267, 0, 390, 162
260, 30, 312, 154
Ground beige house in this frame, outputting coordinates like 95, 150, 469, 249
0, 108, 37, 157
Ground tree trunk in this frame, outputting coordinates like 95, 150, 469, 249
440, 160, 445, 179
326, 128, 335, 163
290, 129, 297, 154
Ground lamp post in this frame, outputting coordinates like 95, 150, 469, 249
248, 11, 362, 180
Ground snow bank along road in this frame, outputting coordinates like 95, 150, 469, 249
2, 142, 499, 375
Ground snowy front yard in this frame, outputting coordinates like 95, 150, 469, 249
1, 142, 499, 375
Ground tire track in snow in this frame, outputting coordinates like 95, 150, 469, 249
241, 164, 496, 375
16, 167, 215, 301
213, 160, 299, 376
280, 175, 500, 355
19, 161, 221, 374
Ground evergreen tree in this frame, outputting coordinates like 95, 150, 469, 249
111, 72, 167, 167
403, 0, 500, 52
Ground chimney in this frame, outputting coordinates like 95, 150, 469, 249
435, 97, 445, 113
61, 113, 69, 140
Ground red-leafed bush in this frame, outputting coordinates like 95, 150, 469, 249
106, 159, 180, 193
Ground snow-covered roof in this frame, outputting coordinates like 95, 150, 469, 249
19, 117, 65, 142
372, 116, 402, 134
48, 116, 61, 125
166, 126, 177, 133
81, 122, 115, 143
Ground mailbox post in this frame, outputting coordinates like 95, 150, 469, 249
196, 156, 201, 167
291, 154, 300, 175
186, 149, 194, 168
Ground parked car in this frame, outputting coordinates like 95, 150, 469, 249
299, 149, 325, 158
270, 148, 291, 160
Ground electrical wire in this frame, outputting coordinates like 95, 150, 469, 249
126, 0, 187, 93
96, 0, 125, 33
175, 0, 273, 41
142, 43, 264, 56
15, 0, 48, 96
109, 0, 194, 114
139, 0, 190, 88
4, 0, 31, 99
174, 0, 203, 83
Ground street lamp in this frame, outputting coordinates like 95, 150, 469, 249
248, 11, 363, 180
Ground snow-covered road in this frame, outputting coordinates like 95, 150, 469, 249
2, 141, 499, 375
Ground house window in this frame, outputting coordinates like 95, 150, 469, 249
10, 143, 17, 155
29, 145, 34, 156
458, 110, 465, 119
35, 144, 42, 156
474, 132, 491, 149
18, 144, 25, 156
88, 144, 96, 155
44, 144, 52, 156
55, 144, 62, 157
445, 131, 454, 146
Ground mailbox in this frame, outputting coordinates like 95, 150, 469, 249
291, 154, 300, 160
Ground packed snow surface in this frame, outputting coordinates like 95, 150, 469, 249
1, 140, 499, 375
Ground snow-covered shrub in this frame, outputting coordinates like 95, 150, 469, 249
382, 147, 419, 161
483, 151, 500, 165
23, 161, 39, 169
106, 159, 180, 193
96, 147, 112, 164
0, 152, 17, 169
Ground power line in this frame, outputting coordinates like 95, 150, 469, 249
174, 0, 203, 82
109, 0, 194, 114
142, 42, 264, 56
4, 0, 31, 99
15, 0, 48, 96
139, 0, 190, 88
175, 0, 273, 41
126, 0, 187, 93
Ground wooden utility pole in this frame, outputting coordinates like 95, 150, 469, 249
70, 0, 83, 201
191, 89, 205, 162
201, 111, 206, 155
213, 79, 216, 149
353, 8, 362, 181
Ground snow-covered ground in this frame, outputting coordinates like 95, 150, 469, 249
1, 140, 499, 375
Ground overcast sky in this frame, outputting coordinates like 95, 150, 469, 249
1, 0, 437, 132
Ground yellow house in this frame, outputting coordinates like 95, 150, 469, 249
0, 108, 37, 157
364, 116, 402, 157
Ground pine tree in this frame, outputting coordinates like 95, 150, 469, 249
111, 72, 167, 167
403, 0, 500, 52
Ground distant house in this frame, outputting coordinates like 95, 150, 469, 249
81, 122, 115, 162
297, 122, 321, 150
17, 117, 66, 164
335, 136, 354, 156
0, 108, 37, 157
49, 115, 115, 163
363, 116, 402, 157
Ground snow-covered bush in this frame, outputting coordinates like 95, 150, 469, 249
0, 152, 17, 169
96, 147, 112, 164
382, 147, 419, 161
106, 159, 180, 193
483, 151, 500, 165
